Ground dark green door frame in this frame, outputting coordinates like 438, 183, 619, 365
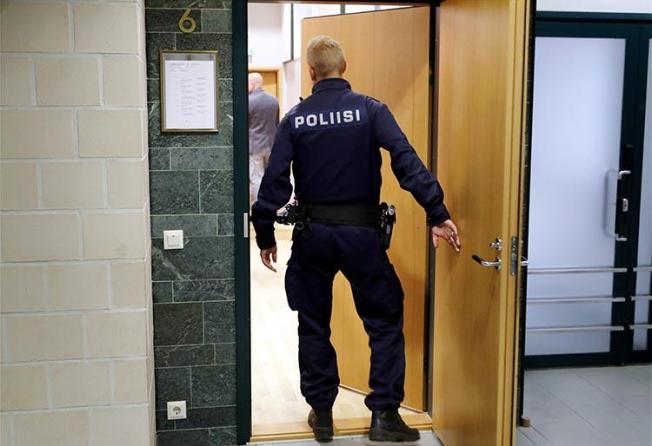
232, 1, 443, 443
232, 0, 251, 443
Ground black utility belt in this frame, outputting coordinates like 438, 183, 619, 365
276, 202, 397, 249
307, 204, 380, 226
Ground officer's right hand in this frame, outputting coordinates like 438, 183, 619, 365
260, 246, 278, 272
432, 219, 461, 252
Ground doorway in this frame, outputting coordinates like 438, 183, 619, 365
234, 1, 533, 445
245, 2, 434, 441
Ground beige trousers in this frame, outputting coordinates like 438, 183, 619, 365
249, 151, 271, 205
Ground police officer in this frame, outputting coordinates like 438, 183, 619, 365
251, 35, 461, 443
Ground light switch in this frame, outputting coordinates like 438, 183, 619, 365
163, 230, 184, 250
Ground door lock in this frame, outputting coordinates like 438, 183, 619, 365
474, 236, 504, 270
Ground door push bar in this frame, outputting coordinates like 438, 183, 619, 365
629, 324, 652, 330
526, 325, 626, 333
528, 266, 628, 275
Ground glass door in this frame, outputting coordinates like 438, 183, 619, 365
523, 20, 652, 368
630, 34, 652, 362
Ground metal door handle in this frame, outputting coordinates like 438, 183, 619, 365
615, 170, 630, 242
521, 257, 529, 267
472, 254, 502, 270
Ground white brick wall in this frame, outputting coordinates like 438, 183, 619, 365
0, 0, 154, 445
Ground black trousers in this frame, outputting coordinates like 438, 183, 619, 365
284, 223, 405, 411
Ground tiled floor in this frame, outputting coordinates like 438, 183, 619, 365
518, 365, 652, 446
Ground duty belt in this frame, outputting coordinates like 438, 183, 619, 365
276, 202, 397, 250
306, 204, 380, 226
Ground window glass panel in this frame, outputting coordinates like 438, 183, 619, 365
526, 37, 626, 355
292, 4, 340, 59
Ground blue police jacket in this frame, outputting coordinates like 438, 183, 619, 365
251, 78, 450, 249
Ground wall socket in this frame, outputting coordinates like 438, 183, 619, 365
167, 400, 187, 420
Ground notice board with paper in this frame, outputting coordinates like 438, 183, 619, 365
160, 50, 219, 132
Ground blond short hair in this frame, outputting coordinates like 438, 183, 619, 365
306, 35, 346, 78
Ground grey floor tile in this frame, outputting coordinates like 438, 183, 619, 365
517, 429, 537, 446
524, 366, 652, 446
532, 418, 618, 446
624, 365, 652, 386
620, 394, 652, 420
518, 426, 553, 446
579, 367, 650, 405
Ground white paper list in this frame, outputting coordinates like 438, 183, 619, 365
164, 59, 216, 130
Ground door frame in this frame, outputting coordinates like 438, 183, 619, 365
518, 12, 652, 372
233, 2, 444, 444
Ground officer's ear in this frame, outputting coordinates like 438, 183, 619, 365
309, 66, 317, 82
340, 60, 347, 76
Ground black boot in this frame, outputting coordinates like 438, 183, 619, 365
308, 409, 334, 442
369, 410, 420, 442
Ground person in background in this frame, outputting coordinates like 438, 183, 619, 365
248, 72, 280, 205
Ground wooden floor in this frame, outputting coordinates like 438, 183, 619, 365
250, 227, 425, 440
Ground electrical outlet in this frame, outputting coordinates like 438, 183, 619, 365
167, 400, 187, 420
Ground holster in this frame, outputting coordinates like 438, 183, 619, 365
379, 202, 396, 250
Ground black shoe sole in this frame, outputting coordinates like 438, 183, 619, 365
312, 426, 334, 443
368, 427, 420, 442
308, 418, 333, 443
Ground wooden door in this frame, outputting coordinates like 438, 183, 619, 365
432, 1, 530, 445
301, 7, 431, 410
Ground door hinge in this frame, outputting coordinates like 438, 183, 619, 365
243, 212, 249, 238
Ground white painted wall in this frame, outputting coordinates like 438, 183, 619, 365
248, 3, 286, 67
248, 3, 339, 116
537, 0, 652, 13
345, 4, 406, 13
283, 59, 303, 114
